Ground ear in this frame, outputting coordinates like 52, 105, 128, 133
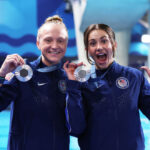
114, 41, 117, 50
113, 41, 117, 57
36, 41, 41, 50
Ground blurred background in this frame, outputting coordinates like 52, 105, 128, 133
0, 0, 150, 149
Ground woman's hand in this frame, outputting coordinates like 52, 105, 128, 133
141, 66, 150, 77
63, 61, 83, 80
0, 54, 25, 77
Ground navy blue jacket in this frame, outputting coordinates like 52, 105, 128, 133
0, 58, 69, 150
66, 61, 150, 150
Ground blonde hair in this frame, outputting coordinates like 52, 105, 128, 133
45, 15, 63, 23
37, 15, 68, 42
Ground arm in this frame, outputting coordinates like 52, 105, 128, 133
0, 80, 19, 111
138, 70, 150, 120
64, 61, 87, 136
0, 54, 24, 111
65, 80, 87, 136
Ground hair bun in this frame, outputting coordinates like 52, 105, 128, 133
45, 15, 63, 23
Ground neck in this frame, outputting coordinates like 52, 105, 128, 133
41, 57, 59, 67
96, 60, 114, 70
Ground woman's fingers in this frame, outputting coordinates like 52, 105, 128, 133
63, 61, 84, 80
141, 66, 150, 77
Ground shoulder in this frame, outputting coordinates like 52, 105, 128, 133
115, 62, 143, 80
29, 58, 40, 69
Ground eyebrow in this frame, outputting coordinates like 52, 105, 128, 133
44, 36, 67, 39
100, 36, 108, 39
88, 36, 108, 42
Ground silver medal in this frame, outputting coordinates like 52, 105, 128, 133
74, 66, 91, 82
15, 64, 33, 82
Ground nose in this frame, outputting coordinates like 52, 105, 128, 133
51, 41, 58, 49
97, 42, 102, 50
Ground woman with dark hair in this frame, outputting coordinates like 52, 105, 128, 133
64, 24, 150, 150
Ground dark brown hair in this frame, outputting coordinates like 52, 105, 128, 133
84, 24, 116, 64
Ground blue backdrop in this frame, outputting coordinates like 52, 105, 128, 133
0, 0, 77, 64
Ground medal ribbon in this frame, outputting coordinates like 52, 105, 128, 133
90, 64, 97, 79
35, 56, 61, 73
36, 63, 61, 72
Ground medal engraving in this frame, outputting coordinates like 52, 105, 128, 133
74, 66, 91, 82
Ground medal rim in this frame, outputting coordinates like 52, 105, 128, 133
15, 64, 33, 82
74, 66, 91, 82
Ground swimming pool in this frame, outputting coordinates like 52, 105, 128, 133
0, 111, 149, 150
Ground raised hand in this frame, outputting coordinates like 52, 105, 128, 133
63, 61, 83, 80
140, 66, 150, 77
0, 54, 25, 77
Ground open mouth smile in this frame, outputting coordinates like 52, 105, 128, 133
96, 53, 107, 61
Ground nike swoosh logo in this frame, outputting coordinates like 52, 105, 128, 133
37, 82, 48, 86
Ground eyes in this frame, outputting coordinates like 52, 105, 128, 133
44, 37, 66, 44
89, 40, 96, 47
88, 38, 109, 47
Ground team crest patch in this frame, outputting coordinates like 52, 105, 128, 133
58, 80, 66, 93
116, 77, 129, 89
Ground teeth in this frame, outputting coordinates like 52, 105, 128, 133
98, 53, 105, 56
53, 51, 58, 54
97, 53, 107, 60
48, 51, 59, 54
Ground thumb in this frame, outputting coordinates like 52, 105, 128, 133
63, 61, 69, 70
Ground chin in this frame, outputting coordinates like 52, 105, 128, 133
51, 60, 60, 65
96, 62, 109, 70
97, 59, 114, 69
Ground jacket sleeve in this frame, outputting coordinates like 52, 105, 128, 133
65, 80, 87, 137
139, 75, 150, 120
0, 78, 19, 111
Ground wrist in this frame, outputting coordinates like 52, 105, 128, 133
67, 74, 76, 81
0, 69, 6, 77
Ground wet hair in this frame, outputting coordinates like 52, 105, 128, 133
84, 24, 116, 64
37, 15, 68, 42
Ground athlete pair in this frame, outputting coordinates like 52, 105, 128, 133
0, 16, 150, 150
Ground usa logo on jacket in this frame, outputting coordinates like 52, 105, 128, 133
116, 77, 129, 89
58, 80, 66, 94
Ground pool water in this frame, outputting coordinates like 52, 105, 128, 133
0, 111, 149, 150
